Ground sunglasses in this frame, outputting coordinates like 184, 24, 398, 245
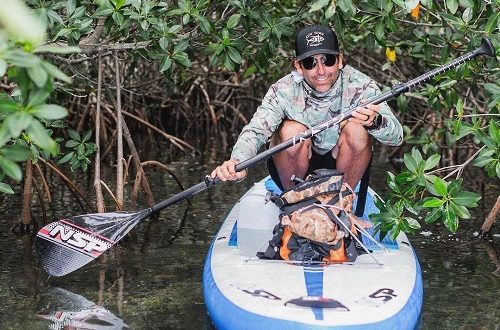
300, 54, 337, 70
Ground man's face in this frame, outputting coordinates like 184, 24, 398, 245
294, 53, 343, 93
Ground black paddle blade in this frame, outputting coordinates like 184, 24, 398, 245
36, 209, 152, 277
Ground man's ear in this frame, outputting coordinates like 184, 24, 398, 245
338, 53, 344, 69
294, 60, 303, 74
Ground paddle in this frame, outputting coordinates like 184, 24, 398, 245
36, 37, 495, 277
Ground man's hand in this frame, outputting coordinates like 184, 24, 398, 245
211, 159, 247, 182
349, 103, 380, 128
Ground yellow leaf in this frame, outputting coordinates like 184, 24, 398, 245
385, 48, 396, 63
411, 2, 420, 20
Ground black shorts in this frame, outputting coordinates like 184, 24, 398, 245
267, 150, 337, 191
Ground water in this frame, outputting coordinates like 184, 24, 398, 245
0, 154, 498, 329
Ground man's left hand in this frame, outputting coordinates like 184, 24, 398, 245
349, 103, 380, 127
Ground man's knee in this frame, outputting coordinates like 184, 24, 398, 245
274, 120, 308, 140
271, 120, 311, 160
272, 120, 311, 145
338, 122, 371, 152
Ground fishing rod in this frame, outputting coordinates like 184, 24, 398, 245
36, 37, 495, 277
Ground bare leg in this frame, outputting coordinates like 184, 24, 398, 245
332, 122, 372, 188
270, 120, 311, 189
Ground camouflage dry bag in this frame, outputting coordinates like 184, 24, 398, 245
258, 169, 362, 263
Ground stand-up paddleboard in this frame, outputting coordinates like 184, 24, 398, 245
203, 178, 423, 329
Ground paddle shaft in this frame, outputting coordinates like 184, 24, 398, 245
150, 38, 495, 214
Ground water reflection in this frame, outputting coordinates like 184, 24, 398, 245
0, 155, 497, 329
37, 287, 129, 329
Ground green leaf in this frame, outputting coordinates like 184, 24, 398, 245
168, 25, 182, 34
325, 1, 336, 18
243, 65, 257, 78
0, 182, 14, 194
26, 121, 55, 153
47, 10, 64, 24
403, 153, 418, 173
226, 14, 241, 29
4, 51, 39, 68
405, 217, 421, 230
65, 140, 79, 148
0, 126, 10, 148
67, 0, 77, 15
227, 47, 242, 64
27, 65, 48, 87
58, 151, 74, 164
72, 6, 86, 19
32, 104, 68, 120
423, 197, 444, 208
172, 52, 192, 67
462, 7, 473, 23
52, 28, 72, 40
41, 61, 72, 83
160, 57, 172, 72
424, 154, 440, 170
438, 12, 462, 25
0, 99, 19, 114
68, 129, 80, 140
446, 0, 458, 14
439, 79, 457, 89
0, 156, 22, 181
28, 89, 50, 107
309, 0, 329, 12
374, 20, 385, 42
482, 83, 500, 95
451, 191, 481, 207
76, 144, 85, 155
5, 112, 32, 137
488, 119, 499, 142
411, 147, 423, 164
443, 206, 458, 233
173, 40, 189, 54
198, 18, 212, 35
82, 130, 92, 142
450, 202, 471, 219
258, 28, 271, 42
425, 208, 442, 224
447, 179, 462, 196
2, 145, 29, 162
223, 53, 235, 71
485, 13, 499, 34
114, 0, 126, 9
159, 37, 169, 50
112, 11, 124, 25
473, 155, 493, 167
94, 7, 114, 16
433, 177, 448, 196
337, 0, 356, 16
34, 44, 81, 54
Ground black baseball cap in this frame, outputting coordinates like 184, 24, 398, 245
295, 25, 339, 61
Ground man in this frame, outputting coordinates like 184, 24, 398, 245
211, 25, 403, 190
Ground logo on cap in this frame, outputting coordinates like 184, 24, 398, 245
306, 31, 324, 47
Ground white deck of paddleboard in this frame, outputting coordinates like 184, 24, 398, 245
203, 180, 423, 330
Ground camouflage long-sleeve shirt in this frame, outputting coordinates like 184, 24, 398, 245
230, 65, 403, 162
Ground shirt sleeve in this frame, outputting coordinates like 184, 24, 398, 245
359, 80, 403, 146
230, 85, 286, 161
